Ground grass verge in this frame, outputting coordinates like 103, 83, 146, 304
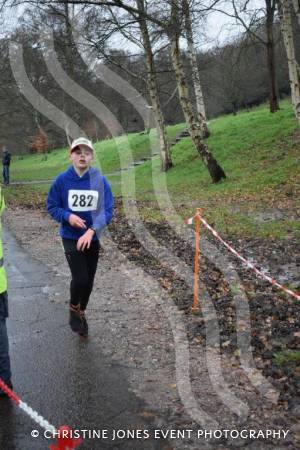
6, 99, 300, 240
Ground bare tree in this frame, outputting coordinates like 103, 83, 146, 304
59, 1, 226, 180
182, 0, 210, 137
291, 0, 300, 25
265, 0, 279, 112
279, 0, 300, 126
79, 3, 173, 170
135, 0, 173, 171
99, 0, 226, 181
0, 0, 227, 182
214, 0, 280, 112
168, 0, 226, 182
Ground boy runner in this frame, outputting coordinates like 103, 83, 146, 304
47, 137, 114, 337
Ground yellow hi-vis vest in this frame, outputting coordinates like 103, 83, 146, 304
0, 187, 7, 294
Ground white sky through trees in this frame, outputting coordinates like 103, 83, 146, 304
1, 0, 265, 51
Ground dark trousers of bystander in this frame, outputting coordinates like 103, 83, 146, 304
2, 166, 9, 185
62, 238, 100, 311
0, 292, 11, 386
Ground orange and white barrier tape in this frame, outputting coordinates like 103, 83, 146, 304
0, 378, 82, 449
185, 212, 300, 301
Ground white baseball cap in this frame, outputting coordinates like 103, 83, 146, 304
70, 137, 94, 153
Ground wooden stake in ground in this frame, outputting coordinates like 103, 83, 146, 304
192, 208, 202, 314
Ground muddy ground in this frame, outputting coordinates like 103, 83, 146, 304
3, 202, 300, 449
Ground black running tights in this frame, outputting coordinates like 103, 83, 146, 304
62, 238, 100, 311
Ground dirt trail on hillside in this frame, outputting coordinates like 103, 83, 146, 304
3, 206, 299, 449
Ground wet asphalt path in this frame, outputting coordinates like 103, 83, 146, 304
0, 227, 167, 450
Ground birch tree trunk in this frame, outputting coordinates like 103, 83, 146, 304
63, 3, 80, 126
170, 37, 226, 182
182, 0, 210, 138
169, 2, 226, 183
279, 0, 300, 126
266, 0, 279, 112
292, 0, 300, 26
136, 0, 172, 171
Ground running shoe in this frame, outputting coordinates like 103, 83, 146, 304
78, 311, 88, 338
69, 304, 82, 333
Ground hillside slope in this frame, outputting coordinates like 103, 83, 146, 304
5, 99, 300, 239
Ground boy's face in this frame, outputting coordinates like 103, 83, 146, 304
70, 145, 93, 171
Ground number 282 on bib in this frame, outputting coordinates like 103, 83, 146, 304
68, 190, 99, 212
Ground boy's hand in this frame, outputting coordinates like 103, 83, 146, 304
69, 214, 86, 229
77, 228, 95, 251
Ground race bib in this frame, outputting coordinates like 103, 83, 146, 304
68, 190, 98, 211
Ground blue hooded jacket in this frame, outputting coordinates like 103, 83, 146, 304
47, 166, 114, 240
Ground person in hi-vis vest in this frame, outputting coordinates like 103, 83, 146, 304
0, 187, 12, 397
